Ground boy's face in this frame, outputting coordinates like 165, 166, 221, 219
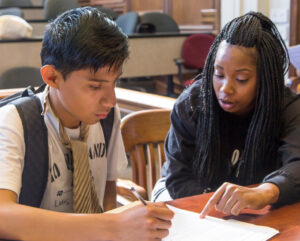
50, 66, 121, 128
213, 41, 257, 116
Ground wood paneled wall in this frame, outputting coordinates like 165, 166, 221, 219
289, 0, 300, 76
82, 0, 220, 32
128, 0, 164, 12
171, 0, 215, 25
128, 0, 219, 25
129, 0, 220, 31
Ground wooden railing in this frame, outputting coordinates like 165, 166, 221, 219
0, 87, 176, 114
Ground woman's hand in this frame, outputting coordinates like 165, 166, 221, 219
200, 182, 280, 217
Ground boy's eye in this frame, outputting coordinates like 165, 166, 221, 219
89, 85, 102, 90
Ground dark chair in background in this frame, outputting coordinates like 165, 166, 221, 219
96, 6, 118, 20
0, 0, 32, 7
137, 12, 179, 33
116, 11, 156, 93
0, 67, 43, 89
0, 7, 23, 17
115, 11, 138, 35
133, 12, 180, 96
43, 0, 79, 20
174, 33, 215, 86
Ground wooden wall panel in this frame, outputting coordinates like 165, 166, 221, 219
171, 0, 215, 25
289, 0, 300, 76
83, 0, 220, 32
129, 0, 164, 12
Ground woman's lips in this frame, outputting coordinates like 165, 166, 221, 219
219, 99, 235, 110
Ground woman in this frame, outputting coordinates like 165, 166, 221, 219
153, 11, 300, 216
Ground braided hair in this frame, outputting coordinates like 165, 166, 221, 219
193, 11, 289, 187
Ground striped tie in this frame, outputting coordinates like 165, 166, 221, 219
59, 122, 102, 213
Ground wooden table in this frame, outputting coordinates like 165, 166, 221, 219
167, 193, 300, 241
1, 193, 299, 241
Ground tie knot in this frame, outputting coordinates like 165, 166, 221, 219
59, 122, 89, 148
80, 122, 89, 142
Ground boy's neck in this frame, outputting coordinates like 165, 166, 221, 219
48, 87, 81, 129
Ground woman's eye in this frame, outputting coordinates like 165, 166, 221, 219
236, 78, 249, 83
214, 74, 224, 78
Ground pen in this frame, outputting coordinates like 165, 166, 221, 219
130, 187, 147, 206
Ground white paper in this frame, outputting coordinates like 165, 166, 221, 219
163, 205, 279, 241
288, 44, 300, 71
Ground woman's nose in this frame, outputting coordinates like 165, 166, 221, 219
220, 79, 234, 95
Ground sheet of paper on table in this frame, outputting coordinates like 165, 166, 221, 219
163, 205, 279, 241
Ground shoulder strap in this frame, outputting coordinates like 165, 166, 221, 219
10, 92, 113, 207
0, 86, 35, 107
0, 84, 46, 107
100, 107, 115, 152
13, 95, 49, 207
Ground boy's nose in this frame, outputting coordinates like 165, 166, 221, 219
101, 88, 117, 108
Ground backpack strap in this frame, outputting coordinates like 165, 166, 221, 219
0, 86, 35, 107
12, 95, 49, 207
100, 107, 115, 153
10, 93, 114, 208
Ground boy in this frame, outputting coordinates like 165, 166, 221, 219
0, 7, 173, 241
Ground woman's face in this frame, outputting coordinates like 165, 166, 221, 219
213, 41, 258, 116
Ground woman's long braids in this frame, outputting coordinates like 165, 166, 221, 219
193, 12, 289, 187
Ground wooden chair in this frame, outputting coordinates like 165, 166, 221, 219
117, 109, 171, 203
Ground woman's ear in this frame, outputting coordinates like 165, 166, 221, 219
40, 65, 62, 89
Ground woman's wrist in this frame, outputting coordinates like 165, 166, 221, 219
256, 183, 280, 205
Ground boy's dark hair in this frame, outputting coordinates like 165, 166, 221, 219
193, 12, 289, 187
41, 7, 129, 78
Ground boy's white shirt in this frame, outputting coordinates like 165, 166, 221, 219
0, 87, 127, 212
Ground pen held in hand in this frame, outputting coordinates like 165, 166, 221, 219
130, 187, 147, 206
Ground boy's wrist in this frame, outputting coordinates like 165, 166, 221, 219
100, 213, 120, 241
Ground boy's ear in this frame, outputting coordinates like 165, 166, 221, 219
40, 65, 62, 89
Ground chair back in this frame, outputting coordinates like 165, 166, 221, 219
0, 7, 23, 17
0, 67, 43, 89
121, 109, 171, 197
138, 12, 179, 33
182, 33, 215, 70
0, 0, 32, 7
96, 6, 118, 20
116, 11, 138, 35
44, 0, 79, 20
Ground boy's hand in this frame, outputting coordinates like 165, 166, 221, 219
200, 182, 280, 217
115, 201, 174, 241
